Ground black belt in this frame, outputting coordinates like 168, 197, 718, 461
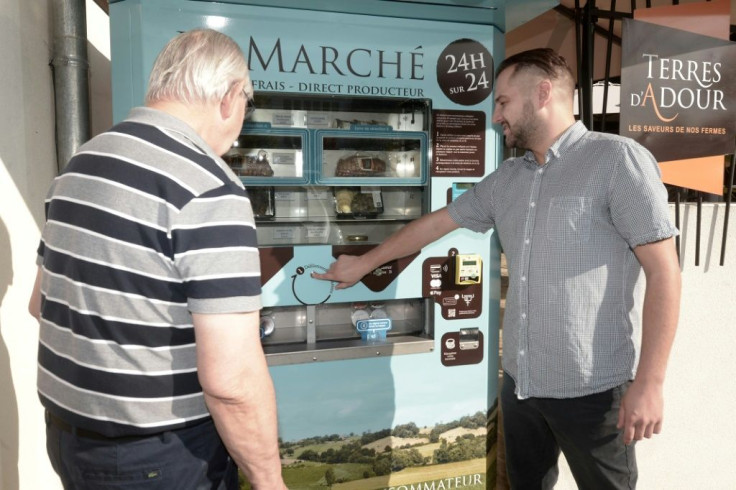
46, 411, 148, 443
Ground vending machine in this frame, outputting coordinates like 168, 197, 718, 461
110, 1, 555, 488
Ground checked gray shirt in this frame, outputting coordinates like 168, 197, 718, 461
448, 121, 677, 399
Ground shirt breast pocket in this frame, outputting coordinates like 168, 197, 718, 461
546, 196, 592, 244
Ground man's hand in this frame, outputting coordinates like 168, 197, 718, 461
311, 254, 368, 289
312, 208, 460, 290
618, 237, 680, 446
617, 379, 664, 445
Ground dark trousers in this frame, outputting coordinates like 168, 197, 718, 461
46, 413, 238, 490
501, 372, 637, 490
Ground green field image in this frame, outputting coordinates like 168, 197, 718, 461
241, 406, 498, 490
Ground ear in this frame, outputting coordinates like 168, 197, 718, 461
220, 85, 239, 121
537, 79, 553, 107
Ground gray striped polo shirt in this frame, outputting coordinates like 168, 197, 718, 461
37, 107, 261, 436
448, 121, 677, 399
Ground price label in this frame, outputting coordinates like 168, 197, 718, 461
273, 227, 295, 240
272, 112, 294, 126
272, 152, 295, 165
274, 191, 296, 201
307, 189, 330, 200
306, 113, 330, 128
306, 224, 328, 239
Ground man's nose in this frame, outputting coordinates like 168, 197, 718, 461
491, 109, 502, 125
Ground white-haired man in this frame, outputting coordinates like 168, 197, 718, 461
29, 29, 286, 489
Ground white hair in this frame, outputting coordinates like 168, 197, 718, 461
145, 28, 253, 105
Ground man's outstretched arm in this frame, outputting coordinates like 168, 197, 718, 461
312, 208, 459, 289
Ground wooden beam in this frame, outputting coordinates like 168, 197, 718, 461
92, 0, 108, 15
554, 4, 623, 46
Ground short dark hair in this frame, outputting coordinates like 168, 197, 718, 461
496, 48, 575, 91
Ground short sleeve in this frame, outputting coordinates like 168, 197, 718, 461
447, 172, 498, 233
608, 141, 678, 248
171, 182, 262, 314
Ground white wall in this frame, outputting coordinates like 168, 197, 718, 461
0, 1, 57, 489
556, 203, 736, 489
0, 1, 110, 489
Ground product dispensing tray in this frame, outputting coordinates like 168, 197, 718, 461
259, 300, 434, 366
263, 334, 435, 366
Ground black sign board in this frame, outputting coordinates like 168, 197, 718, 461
620, 19, 736, 162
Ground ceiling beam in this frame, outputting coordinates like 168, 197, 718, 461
554, 4, 623, 45
92, 0, 108, 15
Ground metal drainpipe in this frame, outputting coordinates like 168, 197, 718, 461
51, 0, 90, 173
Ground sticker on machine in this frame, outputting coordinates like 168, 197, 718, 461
422, 249, 483, 319
436, 38, 494, 106
441, 329, 484, 366
432, 110, 486, 177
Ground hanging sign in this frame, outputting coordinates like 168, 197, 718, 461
619, 18, 735, 163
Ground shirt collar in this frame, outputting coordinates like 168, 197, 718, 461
522, 120, 588, 166
125, 107, 244, 189
549, 120, 587, 159
125, 107, 217, 158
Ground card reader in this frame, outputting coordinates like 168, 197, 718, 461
455, 254, 482, 285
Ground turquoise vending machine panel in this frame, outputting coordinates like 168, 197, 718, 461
107, 0, 557, 487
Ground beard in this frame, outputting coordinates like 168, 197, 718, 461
503, 99, 538, 151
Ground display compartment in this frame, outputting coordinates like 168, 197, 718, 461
224, 130, 308, 185
234, 93, 430, 186
317, 132, 427, 185
254, 186, 424, 246
244, 92, 429, 132
259, 298, 433, 366
236, 93, 434, 362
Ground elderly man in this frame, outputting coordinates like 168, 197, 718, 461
29, 29, 286, 490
